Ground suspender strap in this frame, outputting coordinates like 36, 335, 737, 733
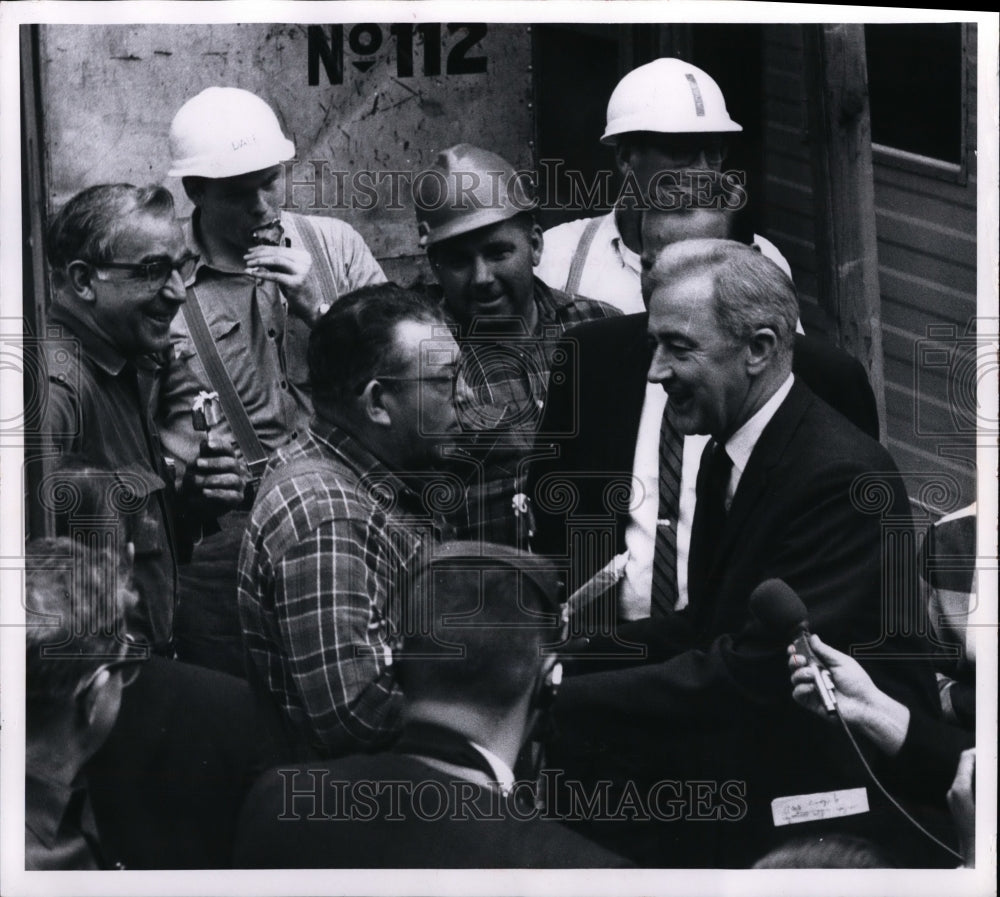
182, 286, 270, 479
283, 214, 340, 306
564, 216, 603, 295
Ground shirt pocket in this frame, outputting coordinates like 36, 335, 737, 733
171, 317, 241, 361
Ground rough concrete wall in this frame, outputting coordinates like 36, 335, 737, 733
37, 23, 533, 281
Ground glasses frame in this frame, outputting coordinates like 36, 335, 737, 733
85, 252, 200, 291
642, 135, 729, 170
354, 369, 461, 397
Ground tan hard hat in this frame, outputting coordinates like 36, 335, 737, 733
168, 87, 296, 179
413, 144, 536, 248
601, 58, 742, 143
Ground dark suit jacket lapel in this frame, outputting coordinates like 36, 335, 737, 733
576, 312, 651, 476
618, 312, 653, 448
574, 312, 651, 554
710, 380, 814, 573
610, 314, 652, 541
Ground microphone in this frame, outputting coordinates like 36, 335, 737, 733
749, 579, 966, 863
749, 578, 837, 714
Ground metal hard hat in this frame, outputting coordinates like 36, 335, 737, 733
167, 87, 296, 179
413, 144, 537, 248
601, 58, 742, 143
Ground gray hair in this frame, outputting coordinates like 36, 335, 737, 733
647, 238, 798, 353
25, 537, 137, 730
46, 183, 176, 270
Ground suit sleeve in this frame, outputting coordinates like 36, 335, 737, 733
556, 455, 934, 726
888, 710, 973, 802
792, 334, 879, 439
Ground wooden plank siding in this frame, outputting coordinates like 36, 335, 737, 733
760, 24, 979, 514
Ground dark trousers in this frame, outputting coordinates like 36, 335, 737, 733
173, 519, 248, 679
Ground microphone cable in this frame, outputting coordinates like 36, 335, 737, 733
832, 704, 964, 863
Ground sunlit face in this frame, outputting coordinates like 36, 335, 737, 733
430, 218, 543, 327
87, 211, 188, 355
190, 164, 283, 253
646, 271, 752, 441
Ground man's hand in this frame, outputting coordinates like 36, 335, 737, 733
183, 438, 248, 513
788, 633, 910, 756
244, 244, 321, 325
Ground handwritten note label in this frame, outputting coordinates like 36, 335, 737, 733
771, 787, 870, 827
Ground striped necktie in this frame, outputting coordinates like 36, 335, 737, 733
651, 405, 684, 616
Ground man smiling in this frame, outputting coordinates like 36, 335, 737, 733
40, 183, 239, 650
548, 239, 938, 866
414, 144, 619, 544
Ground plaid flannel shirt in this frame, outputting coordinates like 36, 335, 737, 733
450, 277, 621, 546
237, 420, 448, 757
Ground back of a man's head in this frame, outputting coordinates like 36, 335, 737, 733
46, 183, 176, 275
25, 537, 137, 737
307, 282, 447, 415
753, 833, 896, 868
397, 543, 562, 711
44, 456, 134, 556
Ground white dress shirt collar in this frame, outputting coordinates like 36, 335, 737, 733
470, 743, 517, 794
724, 373, 795, 502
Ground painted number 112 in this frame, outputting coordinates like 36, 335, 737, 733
307, 23, 488, 85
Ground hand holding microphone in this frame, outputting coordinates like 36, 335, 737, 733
749, 578, 909, 750
787, 632, 911, 756
753, 579, 967, 863
748, 578, 838, 713
790, 632, 838, 714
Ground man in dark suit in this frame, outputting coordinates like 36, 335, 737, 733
530, 313, 880, 599
233, 542, 630, 869
537, 239, 941, 867
530, 206, 879, 615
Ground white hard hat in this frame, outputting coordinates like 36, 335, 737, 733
601, 58, 742, 144
167, 87, 296, 179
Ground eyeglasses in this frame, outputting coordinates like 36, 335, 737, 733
643, 135, 728, 170
377, 374, 458, 387
75, 634, 149, 697
85, 253, 200, 291
673, 145, 727, 169
355, 370, 460, 395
